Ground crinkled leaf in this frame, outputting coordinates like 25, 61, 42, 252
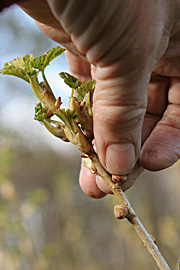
23, 54, 39, 77
31, 46, 65, 71
59, 72, 82, 89
76, 80, 96, 101
34, 103, 47, 121
0, 57, 30, 82
0, 54, 38, 83
34, 114, 47, 122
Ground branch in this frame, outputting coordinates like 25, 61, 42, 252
89, 152, 171, 270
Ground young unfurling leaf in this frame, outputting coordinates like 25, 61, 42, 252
76, 80, 96, 101
0, 46, 64, 83
59, 72, 82, 89
31, 46, 65, 71
34, 103, 47, 121
0, 48, 66, 111
0, 54, 38, 83
59, 72, 96, 102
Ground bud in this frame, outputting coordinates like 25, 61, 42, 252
46, 109, 53, 118
112, 175, 127, 183
80, 101, 86, 107
69, 98, 81, 114
61, 136, 70, 142
90, 163, 97, 174
41, 90, 56, 111
55, 97, 62, 109
81, 115, 93, 139
56, 123, 61, 128
43, 120, 68, 140
114, 205, 128, 219
82, 157, 92, 170
76, 132, 91, 153
64, 128, 77, 145
69, 98, 85, 123
81, 154, 89, 158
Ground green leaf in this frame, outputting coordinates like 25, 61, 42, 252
76, 80, 96, 101
0, 57, 30, 83
59, 72, 82, 89
31, 46, 65, 71
59, 72, 95, 103
0, 54, 39, 83
179, 262, 180, 269
34, 103, 47, 121
0, 47, 64, 83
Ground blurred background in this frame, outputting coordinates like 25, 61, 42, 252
0, 4, 180, 270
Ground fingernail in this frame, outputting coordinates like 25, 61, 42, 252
106, 143, 135, 175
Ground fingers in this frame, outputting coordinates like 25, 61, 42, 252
93, 64, 148, 176
141, 75, 170, 144
33, 0, 176, 195
18, 0, 60, 27
79, 165, 107, 199
140, 77, 180, 170
65, 51, 92, 81
80, 159, 144, 198
96, 161, 143, 192
95, 175, 113, 194
65, 51, 148, 192
35, 21, 85, 58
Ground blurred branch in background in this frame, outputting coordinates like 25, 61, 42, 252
0, 4, 180, 270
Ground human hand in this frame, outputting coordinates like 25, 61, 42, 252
18, 0, 180, 197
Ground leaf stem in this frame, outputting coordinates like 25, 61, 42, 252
89, 152, 171, 270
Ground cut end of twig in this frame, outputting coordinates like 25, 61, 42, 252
114, 205, 128, 220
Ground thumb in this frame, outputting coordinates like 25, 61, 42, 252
93, 65, 149, 175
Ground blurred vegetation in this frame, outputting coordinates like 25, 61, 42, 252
0, 4, 180, 270
0, 121, 180, 270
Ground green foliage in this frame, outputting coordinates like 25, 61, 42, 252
59, 72, 82, 89
76, 80, 96, 101
60, 71, 95, 102
0, 55, 36, 83
0, 46, 95, 153
179, 262, 180, 269
31, 46, 65, 71
34, 103, 47, 121
0, 46, 64, 83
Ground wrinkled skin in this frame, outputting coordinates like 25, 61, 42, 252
17, 0, 180, 198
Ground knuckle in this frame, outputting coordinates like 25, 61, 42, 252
94, 103, 146, 132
